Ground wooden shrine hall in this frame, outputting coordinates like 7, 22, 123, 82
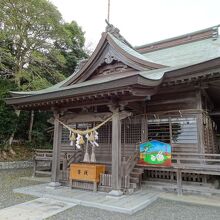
6, 23, 220, 195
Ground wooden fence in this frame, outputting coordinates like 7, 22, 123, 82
99, 173, 130, 189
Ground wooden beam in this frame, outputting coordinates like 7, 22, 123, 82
131, 88, 156, 96
176, 169, 182, 196
119, 111, 132, 120
50, 112, 62, 186
201, 88, 214, 110
196, 90, 205, 154
148, 97, 195, 106
109, 106, 123, 196
60, 112, 112, 123
141, 113, 148, 142
127, 102, 144, 113
210, 111, 220, 116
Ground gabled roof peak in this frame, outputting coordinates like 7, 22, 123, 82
105, 20, 133, 48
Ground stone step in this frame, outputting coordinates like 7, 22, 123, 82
130, 172, 142, 178
130, 182, 137, 189
132, 167, 144, 174
35, 170, 51, 176
130, 177, 140, 184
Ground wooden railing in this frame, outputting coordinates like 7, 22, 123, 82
33, 148, 83, 178
34, 149, 53, 161
62, 149, 83, 170
99, 174, 130, 189
34, 148, 80, 161
172, 153, 220, 195
121, 175, 130, 188
68, 150, 83, 165
122, 150, 139, 177
172, 153, 220, 168
33, 149, 53, 177
100, 173, 112, 187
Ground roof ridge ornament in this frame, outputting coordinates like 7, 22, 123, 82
105, 19, 133, 48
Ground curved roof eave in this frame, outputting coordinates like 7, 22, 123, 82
6, 73, 163, 106
10, 56, 220, 99
10, 31, 166, 98
9, 32, 109, 97
107, 33, 166, 69
9, 71, 77, 97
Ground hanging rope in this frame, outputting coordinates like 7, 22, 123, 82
56, 114, 114, 135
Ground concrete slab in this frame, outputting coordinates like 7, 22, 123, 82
20, 176, 50, 183
14, 184, 160, 215
0, 198, 76, 220
159, 192, 220, 207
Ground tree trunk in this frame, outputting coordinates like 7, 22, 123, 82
6, 110, 21, 154
2, 150, 7, 159
28, 110, 34, 142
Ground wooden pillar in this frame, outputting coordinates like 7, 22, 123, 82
176, 169, 182, 196
109, 107, 123, 196
49, 112, 62, 187
196, 90, 205, 154
169, 117, 173, 145
141, 115, 148, 142
142, 102, 148, 142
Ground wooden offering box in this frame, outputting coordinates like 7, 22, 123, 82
70, 163, 106, 191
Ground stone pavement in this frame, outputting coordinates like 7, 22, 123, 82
0, 198, 76, 220
20, 176, 50, 183
14, 183, 159, 215
159, 192, 220, 207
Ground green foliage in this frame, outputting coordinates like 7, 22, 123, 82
55, 21, 88, 77
0, 0, 64, 88
26, 112, 52, 149
0, 0, 87, 149
0, 78, 52, 149
0, 79, 18, 147
0, 0, 87, 88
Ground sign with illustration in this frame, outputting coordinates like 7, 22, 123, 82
139, 140, 172, 166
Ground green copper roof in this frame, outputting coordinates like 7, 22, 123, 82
9, 26, 220, 101
109, 33, 164, 65
11, 32, 165, 97
11, 69, 165, 97
11, 73, 75, 96
141, 37, 220, 66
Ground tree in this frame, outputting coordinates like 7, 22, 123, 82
0, 0, 64, 151
55, 21, 88, 77
0, 0, 65, 86
0, 0, 87, 151
0, 79, 18, 157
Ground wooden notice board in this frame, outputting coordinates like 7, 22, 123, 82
70, 163, 106, 183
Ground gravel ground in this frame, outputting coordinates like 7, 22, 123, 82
0, 168, 37, 209
1, 169, 220, 220
46, 199, 220, 220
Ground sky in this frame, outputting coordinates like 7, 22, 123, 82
50, 0, 220, 50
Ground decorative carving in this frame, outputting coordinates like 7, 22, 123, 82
90, 62, 129, 79
104, 52, 115, 64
